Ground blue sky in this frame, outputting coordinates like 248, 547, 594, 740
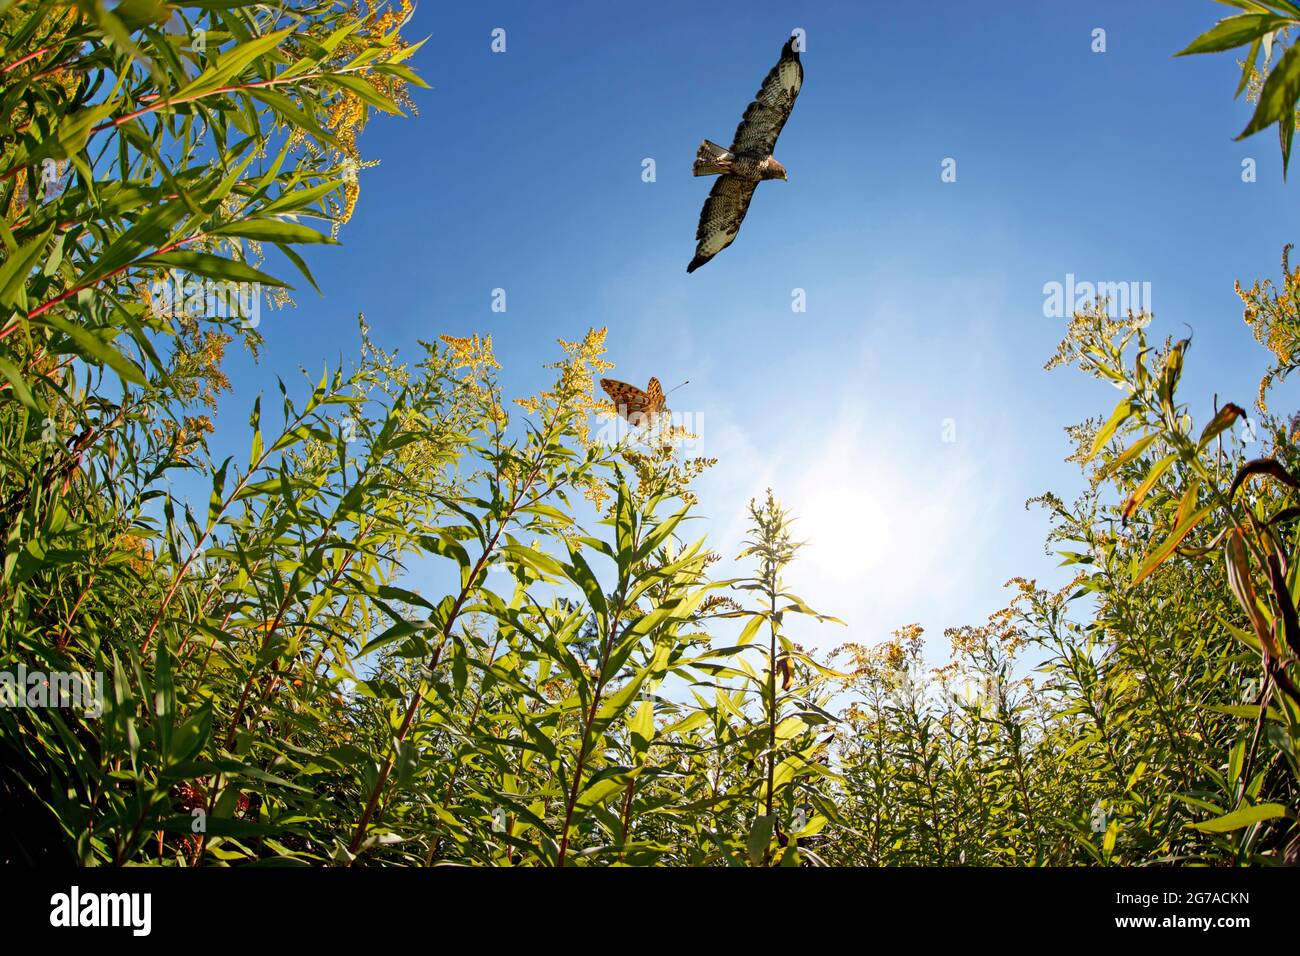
210, 0, 1298, 663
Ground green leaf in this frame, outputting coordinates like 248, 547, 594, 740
737, 613, 765, 646
1281, 93, 1297, 177
1132, 505, 1214, 585
0, 355, 38, 410
0, 225, 54, 309
793, 814, 827, 839
144, 250, 289, 288
629, 699, 654, 753
1176, 14, 1292, 57
663, 711, 709, 736
563, 545, 607, 621
209, 220, 337, 245
632, 506, 688, 565
173, 27, 295, 99
502, 542, 565, 580
1191, 803, 1290, 832
323, 73, 404, 114
1088, 397, 1133, 461
34, 313, 147, 386
1121, 453, 1177, 521
1201, 403, 1242, 447
359, 618, 428, 657
1098, 432, 1158, 479
576, 769, 638, 809
746, 815, 775, 866
1240, 40, 1300, 141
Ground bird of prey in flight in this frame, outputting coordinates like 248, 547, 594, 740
688, 35, 803, 273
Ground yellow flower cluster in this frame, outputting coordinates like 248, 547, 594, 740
832, 624, 924, 690
152, 414, 216, 461
2, 8, 80, 221
438, 332, 505, 426
167, 315, 233, 410
117, 532, 154, 575
620, 441, 717, 509
290, 1, 418, 232
1044, 300, 1148, 375
440, 333, 500, 373
513, 326, 613, 444
517, 326, 612, 399
1236, 244, 1300, 411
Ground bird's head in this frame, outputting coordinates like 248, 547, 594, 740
764, 158, 789, 181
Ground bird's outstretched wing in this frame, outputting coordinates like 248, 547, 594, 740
687, 175, 758, 273
729, 36, 803, 157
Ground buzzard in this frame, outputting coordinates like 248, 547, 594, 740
687, 35, 803, 273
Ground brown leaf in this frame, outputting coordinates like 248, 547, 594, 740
778, 656, 791, 690
1229, 458, 1300, 501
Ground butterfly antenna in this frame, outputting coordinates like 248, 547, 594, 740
665, 380, 690, 396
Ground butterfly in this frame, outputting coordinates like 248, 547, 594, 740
600, 376, 666, 427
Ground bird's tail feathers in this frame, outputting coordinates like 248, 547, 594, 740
693, 140, 732, 176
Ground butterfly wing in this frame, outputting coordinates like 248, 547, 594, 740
645, 377, 669, 421
601, 378, 651, 424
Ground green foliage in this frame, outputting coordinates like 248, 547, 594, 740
823, 303, 1300, 866
0, 4, 846, 868
1, 0, 1297, 868
1180, 0, 1300, 176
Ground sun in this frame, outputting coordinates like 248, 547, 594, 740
793, 474, 892, 586
778, 429, 975, 624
